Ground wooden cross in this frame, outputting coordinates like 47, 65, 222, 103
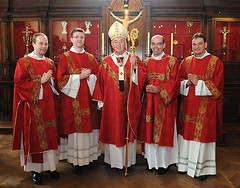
219, 26, 230, 48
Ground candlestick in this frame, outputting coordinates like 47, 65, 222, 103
147, 32, 150, 56
102, 33, 104, 56
171, 33, 173, 56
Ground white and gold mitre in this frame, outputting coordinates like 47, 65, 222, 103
108, 21, 128, 40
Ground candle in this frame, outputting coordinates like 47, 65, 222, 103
171, 33, 173, 56
147, 32, 150, 56
102, 33, 104, 55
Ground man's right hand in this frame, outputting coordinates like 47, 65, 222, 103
41, 70, 53, 84
80, 68, 91, 80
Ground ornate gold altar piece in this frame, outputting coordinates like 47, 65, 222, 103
186, 21, 193, 34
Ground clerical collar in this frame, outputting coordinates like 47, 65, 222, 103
194, 50, 210, 59
28, 52, 45, 60
70, 46, 85, 54
152, 52, 165, 60
114, 51, 127, 58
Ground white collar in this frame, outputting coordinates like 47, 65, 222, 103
28, 52, 45, 60
151, 52, 165, 60
114, 51, 127, 58
70, 46, 85, 54
111, 51, 129, 67
194, 50, 210, 59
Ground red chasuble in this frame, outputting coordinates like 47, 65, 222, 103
138, 55, 179, 147
12, 56, 59, 164
92, 53, 146, 147
178, 55, 224, 143
56, 51, 99, 137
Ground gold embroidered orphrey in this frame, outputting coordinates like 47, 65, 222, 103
146, 57, 177, 144
181, 55, 218, 141
22, 57, 56, 151
64, 52, 93, 132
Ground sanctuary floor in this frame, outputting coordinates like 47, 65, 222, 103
0, 129, 240, 188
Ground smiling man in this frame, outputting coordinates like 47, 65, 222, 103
138, 34, 179, 175
56, 28, 100, 175
177, 33, 224, 180
93, 21, 146, 172
12, 33, 60, 185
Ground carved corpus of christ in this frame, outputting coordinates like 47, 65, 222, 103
110, 10, 142, 31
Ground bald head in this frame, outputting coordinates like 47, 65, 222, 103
151, 35, 165, 44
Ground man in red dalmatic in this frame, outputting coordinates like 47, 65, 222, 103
92, 21, 146, 171
12, 33, 60, 185
177, 33, 224, 180
56, 28, 100, 175
138, 35, 179, 175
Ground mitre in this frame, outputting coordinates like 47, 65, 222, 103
108, 21, 128, 40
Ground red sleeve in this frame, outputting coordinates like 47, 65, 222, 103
56, 54, 70, 91
205, 58, 224, 100
92, 62, 105, 102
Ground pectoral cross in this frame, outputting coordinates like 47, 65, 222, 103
22, 27, 33, 56
220, 26, 230, 48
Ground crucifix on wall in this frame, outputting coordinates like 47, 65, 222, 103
219, 26, 230, 48
110, 0, 142, 31
22, 27, 32, 56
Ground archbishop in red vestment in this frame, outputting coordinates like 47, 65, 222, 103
93, 52, 146, 147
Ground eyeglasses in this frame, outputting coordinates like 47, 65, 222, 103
72, 36, 84, 39
36, 42, 49, 47
151, 42, 163, 46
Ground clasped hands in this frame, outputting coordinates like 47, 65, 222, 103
80, 68, 91, 80
41, 70, 53, 84
186, 73, 198, 87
